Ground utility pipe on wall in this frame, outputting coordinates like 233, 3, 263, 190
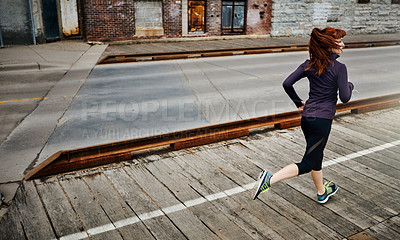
0, 23, 3, 48
28, 0, 37, 45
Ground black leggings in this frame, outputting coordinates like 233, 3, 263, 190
296, 117, 333, 175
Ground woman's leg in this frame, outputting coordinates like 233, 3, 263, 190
270, 163, 299, 185
311, 170, 325, 195
270, 118, 331, 187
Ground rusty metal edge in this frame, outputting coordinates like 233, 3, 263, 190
97, 40, 400, 64
25, 93, 400, 180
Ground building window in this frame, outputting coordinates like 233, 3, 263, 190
357, 0, 370, 3
188, 0, 205, 33
222, 1, 246, 34
392, 0, 400, 4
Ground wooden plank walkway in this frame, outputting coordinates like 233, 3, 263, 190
1, 107, 399, 240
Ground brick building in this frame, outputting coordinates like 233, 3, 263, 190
81, 0, 272, 42
79, 0, 400, 42
0, 0, 399, 45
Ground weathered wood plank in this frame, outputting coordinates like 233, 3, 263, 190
325, 164, 400, 214
329, 128, 400, 168
0, 198, 26, 240
369, 221, 400, 240
34, 177, 88, 239
161, 155, 262, 240
230, 141, 372, 235
102, 167, 187, 240
172, 151, 316, 240
14, 181, 56, 240
146, 155, 279, 240
201, 148, 344, 240
337, 111, 400, 136
387, 215, 400, 229
58, 173, 124, 240
382, 215, 400, 235
281, 125, 400, 189
271, 131, 396, 218
79, 169, 155, 240
347, 231, 378, 240
267, 129, 400, 215
141, 160, 224, 240
237, 139, 366, 235
327, 135, 400, 180
163, 155, 287, 240
276, 127, 400, 191
123, 161, 226, 240
332, 123, 400, 155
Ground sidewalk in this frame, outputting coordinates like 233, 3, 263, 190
1, 33, 400, 71
101, 33, 400, 60
0, 40, 90, 72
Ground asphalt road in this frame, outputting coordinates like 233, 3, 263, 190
0, 70, 67, 144
2, 46, 400, 167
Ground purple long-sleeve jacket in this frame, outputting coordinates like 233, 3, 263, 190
283, 53, 354, 119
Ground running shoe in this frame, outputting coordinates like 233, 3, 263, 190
317, 181, 338, 204
252, 170, 272, 200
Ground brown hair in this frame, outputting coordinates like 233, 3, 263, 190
306, 27, 346, 76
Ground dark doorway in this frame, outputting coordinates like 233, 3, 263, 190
188, 0, 206, 33
42, 0, 60, 41
222, 1, 246, 34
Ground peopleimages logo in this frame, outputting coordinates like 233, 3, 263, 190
80, 98, 294, 123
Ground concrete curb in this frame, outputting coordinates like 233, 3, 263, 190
91, 34, 274, 45
0, 62, 39, 71
0, 62, 71, 72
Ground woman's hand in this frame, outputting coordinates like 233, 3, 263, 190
298, 102, 305, 111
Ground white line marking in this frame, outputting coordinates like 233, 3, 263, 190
138, 209, 164, 221
162, 203, 186, 214
57, 139, 400, 240
59, 232, 88, 240
184, 197, 207, 207
87, 224, 115, 236
113, 216, 140, 229
205, 192, 227, 201
224, 186, 245, 195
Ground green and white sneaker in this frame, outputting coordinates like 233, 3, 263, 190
317, 181, 338, 204
252, 170, 273, 200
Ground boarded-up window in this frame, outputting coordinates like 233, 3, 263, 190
135, 0, 164, 36
188, 0, 205, 33
60, 0, 79, 36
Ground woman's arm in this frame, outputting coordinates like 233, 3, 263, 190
283, 63, 307, 108
337, 64, 354, 103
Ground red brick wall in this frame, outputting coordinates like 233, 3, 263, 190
246, 0, 271, 35
163, 0, 182, 37
83, 0, 135, 41
207, 0, 222, 35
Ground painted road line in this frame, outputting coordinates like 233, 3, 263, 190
58, 139, 400, 240
0, 97, 48, 104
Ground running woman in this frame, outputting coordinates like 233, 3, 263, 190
252, 27, 354, 203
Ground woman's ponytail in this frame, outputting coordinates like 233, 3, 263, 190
307, 27, 346, 76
